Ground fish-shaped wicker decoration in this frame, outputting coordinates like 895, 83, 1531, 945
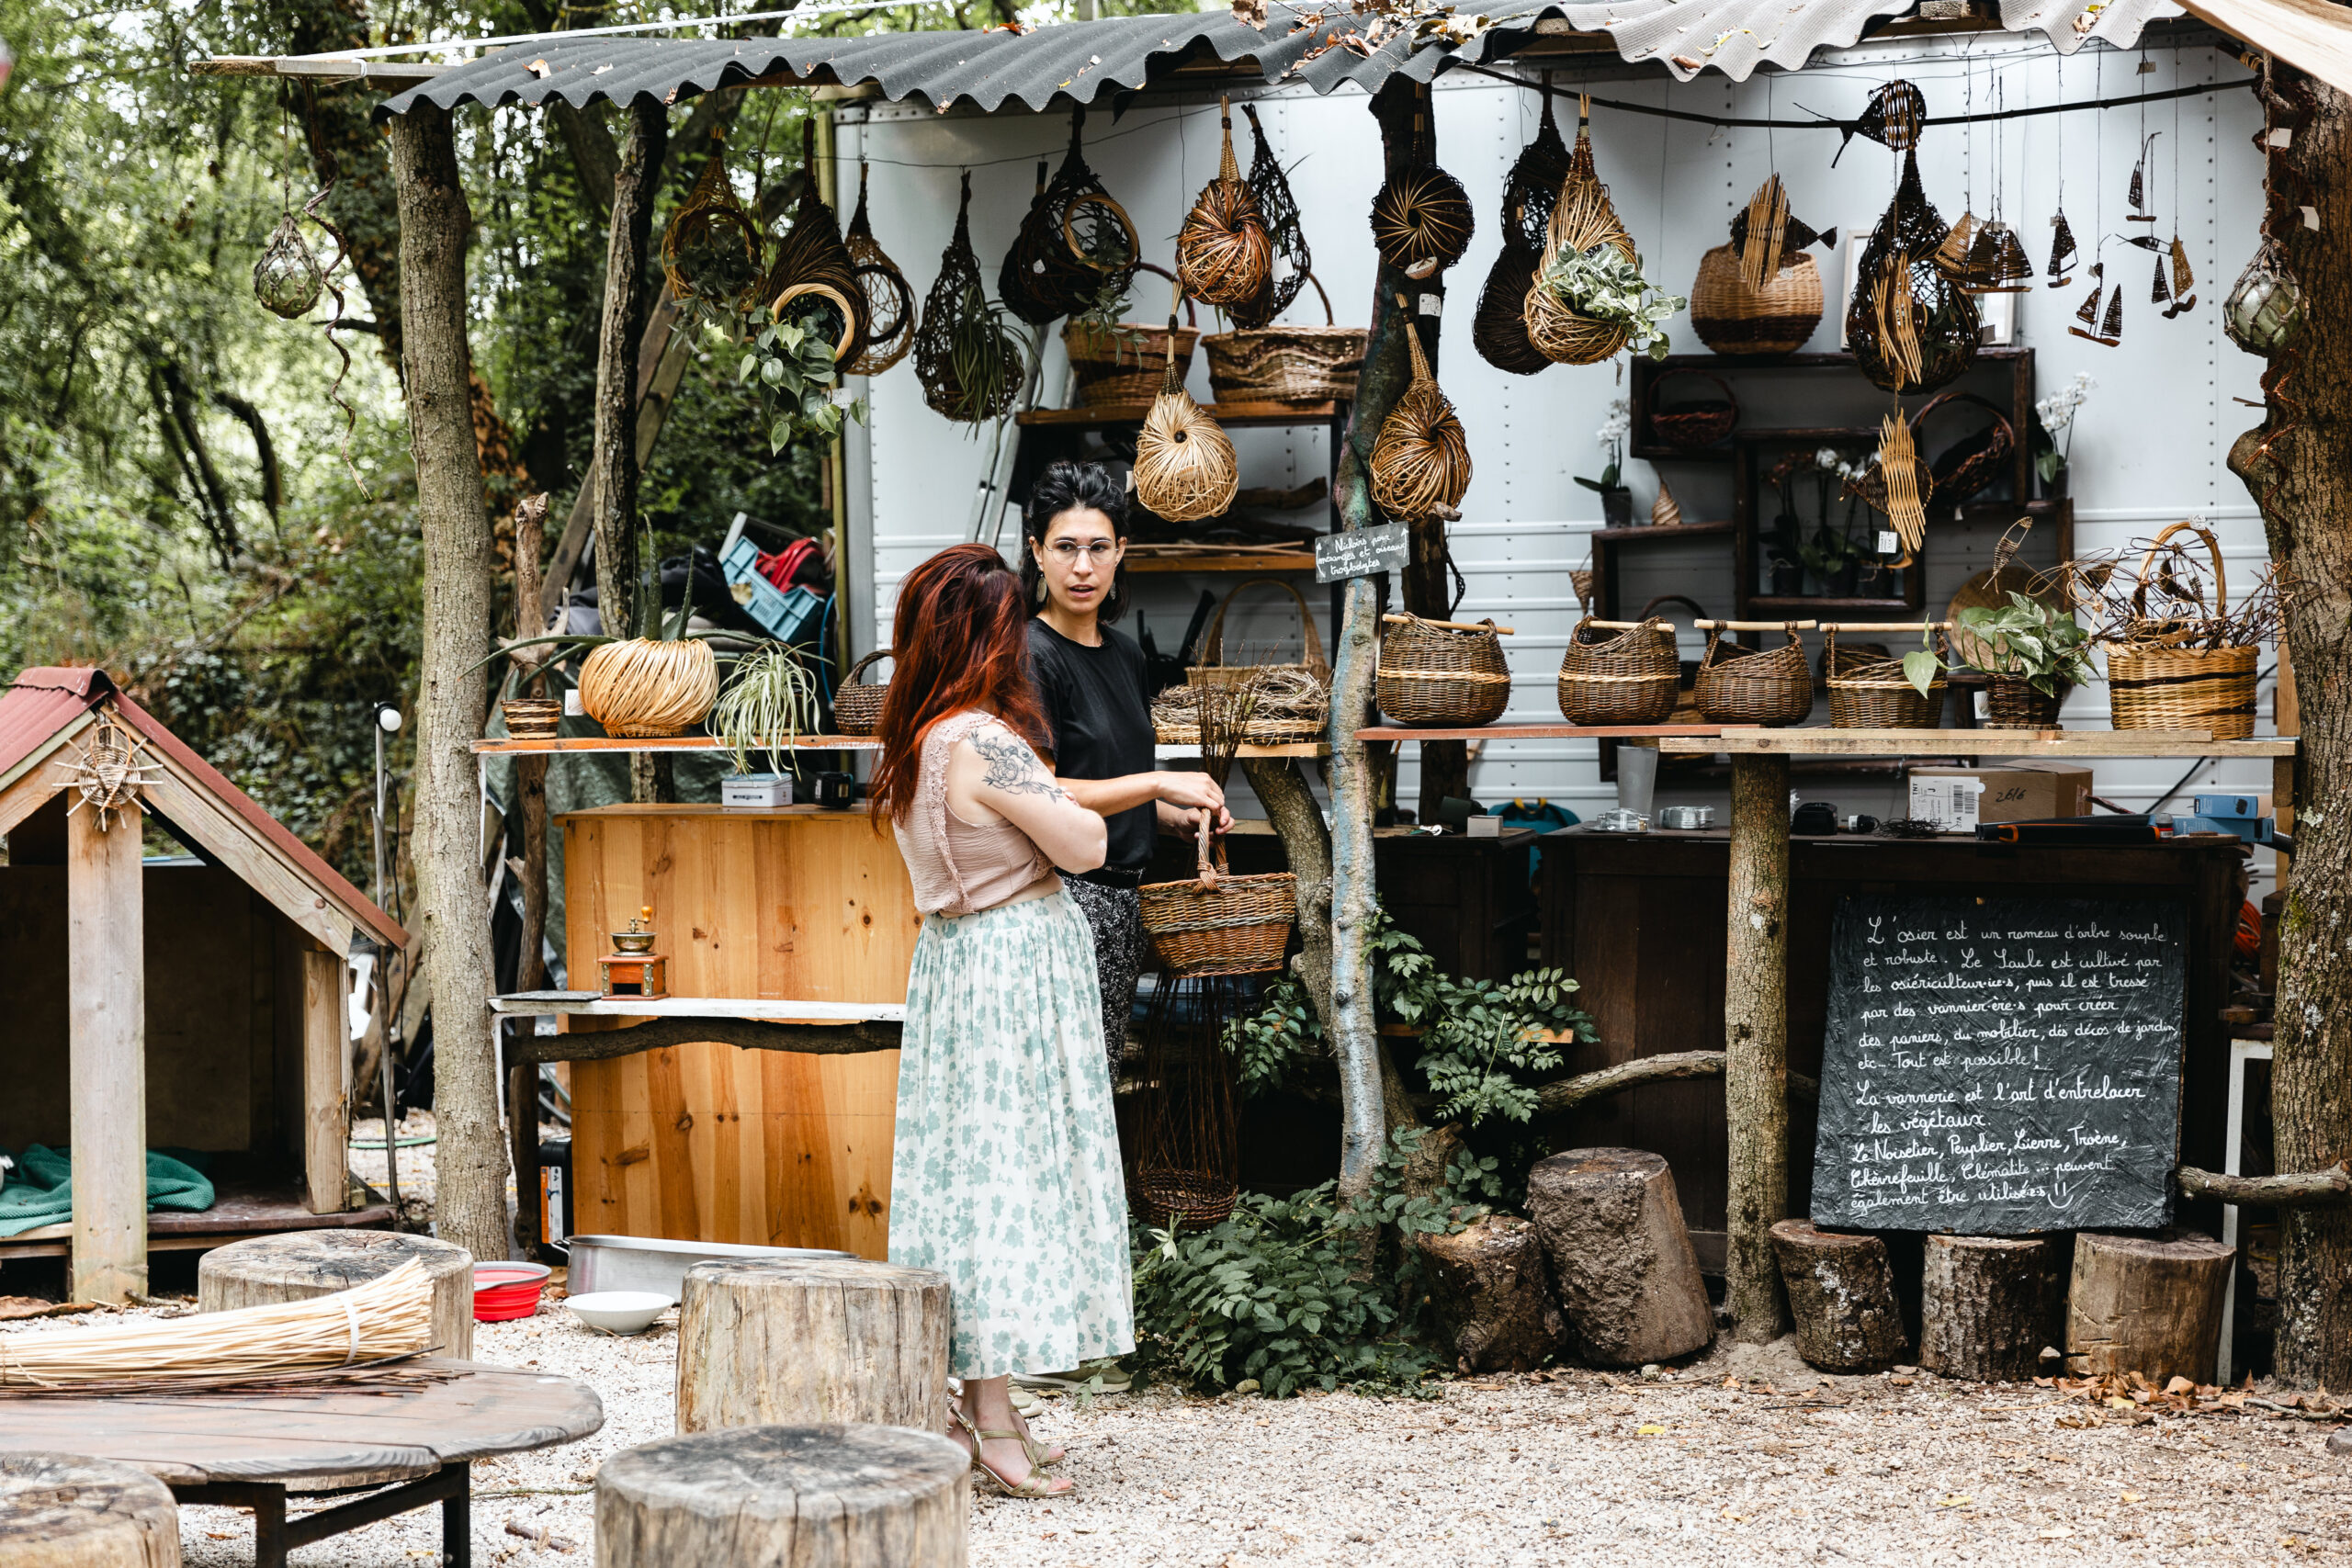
1728, 182, 1836, 279
1826, 80, 1927, 165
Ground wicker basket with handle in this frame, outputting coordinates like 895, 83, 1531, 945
1555, 615, 1679, 726
832, 650, 890, 738
1139, 820, 1298, 976
1376, 614, 1513, 728
1188, 579, 1328, 690
1693, 620, 1816, 727
1065, 270, 1196, 406
1825, 625, 1949, 729
1645, 368, 1738, 451
1204, 271, 1364, 405
2102, 521, 2260, 739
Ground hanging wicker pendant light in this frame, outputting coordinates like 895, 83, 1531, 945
1176, 97, 1273, 310
998, 107, 1137, 326
1474, 82, 1571, 376
1134, 287, 1239, 523
842, 165, 915, 377
1370, 312, 1472, 522
1523, 96, 1639, 367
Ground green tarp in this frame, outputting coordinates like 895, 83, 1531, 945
0, 1145, 215, 1238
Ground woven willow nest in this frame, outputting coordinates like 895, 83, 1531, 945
1474, 90, 1572, 376
915, 174, 1025, 423
1176, 98, 1273, 310
843, 165, 914, 376
1134, 308, 1239, 524
1232, 102, 1311, 330
999, 107, 1136, 326
1370, 164, 1475, 281
662, 142, 764, 310
1523, 98, 1638, 367
1844, 151, 1980, 393
579, 639, 719, 739
762, 121, 865, 369
1370, 319, 1471, 522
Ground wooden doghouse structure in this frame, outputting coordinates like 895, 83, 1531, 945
0, 669, 408, 1301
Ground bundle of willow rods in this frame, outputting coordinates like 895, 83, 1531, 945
2073, 539, 2294, 649
0, 1260, 434, 1389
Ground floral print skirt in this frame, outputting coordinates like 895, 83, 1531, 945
889, 890, 1136, 1379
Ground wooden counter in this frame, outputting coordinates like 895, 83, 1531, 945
561, 806, 921, 1258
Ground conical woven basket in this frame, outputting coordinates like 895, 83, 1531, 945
1523, 97, 1637, 367
1369, 318, 1471, 521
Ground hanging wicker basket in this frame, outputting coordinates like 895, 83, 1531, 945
1231, 102, 1313, 331
1370, 163, 1476, 281
1693, 625, 1814, 727
1369, 317, 1471, 522
1187, 579, 1328, 692
762, 121, 866, 370
1175, 97, 1273, 310
2101, 522, 2260, 739
1556, 615, 1679, 726
832, 650, 890, 737
1844, 151, 1981, 394
999, 107, 1138, 326
1824, 626, 1948, 729
842, 165, 915, 377
1376, 614, 1513, 728
1203, 272, 1363, 405
662, 141, 764, 310
1133, 296, 1239, 524
1690, 243, 1823, 359
1473, 85, 1572, 377
1523, 96, 1639, 367
579, 638, 719, 739
1645, 368, 1738, 450
915, 174, 1025, 423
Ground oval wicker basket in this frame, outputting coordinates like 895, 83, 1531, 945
579, 638, 719, 739
2101, 522, 2259, 739
832, 650, 889, 738
501, 697, 563, 740
1188, 579, 1327, 691
1824, 628, 1947, 729
1556, 615, 1679, 726
1203, 273, 1363, 405
1645, 368, 1738, 450
1377, 615, 1512, 728
1984, 673, 2064, 728
1138, 868, 1298, 976
1693, 627, 1813, 727
1690, 243, 1823, 359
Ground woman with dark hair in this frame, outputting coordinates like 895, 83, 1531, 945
1020, 459, 1230, 1083
871, 541, 1131, 1500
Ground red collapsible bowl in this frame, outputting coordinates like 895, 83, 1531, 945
473, 1262, 550, 1322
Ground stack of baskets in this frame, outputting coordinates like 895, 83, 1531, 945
1824, 626, 1948, 728
1376, 615, 1513, 728
2102, 522, 2261, 739
1692, 622, 1816, 727
1556, 615, 1679, 725
832, 651, 889, 737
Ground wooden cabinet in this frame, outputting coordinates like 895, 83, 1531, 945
563, 807, 922, 1258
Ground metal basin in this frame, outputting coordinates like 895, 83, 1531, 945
562, 1235, 856, 1299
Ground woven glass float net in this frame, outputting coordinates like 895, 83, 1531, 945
1523, 97, 1638, 367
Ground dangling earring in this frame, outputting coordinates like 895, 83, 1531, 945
1034, 573, 1049, 606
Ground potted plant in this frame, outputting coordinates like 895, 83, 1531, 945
707, 641, 824, 775
1954, 591, 2095, 728
1800, 518, 1863, 598
1577, 399, 1635, 526
1533, 244, 1687, 362
2030, 371, 2094, 502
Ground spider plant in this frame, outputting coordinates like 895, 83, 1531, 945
707, 641, 824, 775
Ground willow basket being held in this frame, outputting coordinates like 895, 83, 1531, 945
1556, 615, 1678, 726
1693, 628, 1812, 726
832, 650, 890, 737
579, 638, 719, 738
2100, 521, 2258, 739
1138, 871, 1298, 976
1377, 615, 1512, 728
1824, 629, 1947, 729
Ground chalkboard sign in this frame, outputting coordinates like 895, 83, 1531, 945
1810, 895, 2186, 1234
1315, 522, 1408, 583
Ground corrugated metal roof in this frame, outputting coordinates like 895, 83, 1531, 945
375, 0, 2168, 120
0, 668, 104, 792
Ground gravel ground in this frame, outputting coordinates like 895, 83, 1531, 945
6, 1295, 2346, 1567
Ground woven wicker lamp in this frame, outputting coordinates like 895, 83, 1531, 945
1370, 315, 1471, 522
1176, 98, 1272, 310
1524, 96, 1638, 367
842, 165, 914, 376
1134, 288, 1239, 523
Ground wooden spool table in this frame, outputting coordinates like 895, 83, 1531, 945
198, 1232, 475, 1362
0, 1361, 601, 1568
0, 1452, 180, 1568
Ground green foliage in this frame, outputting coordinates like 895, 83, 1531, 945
1129, 1128, 1505, 1398
1901, 622, 1947, 700
716, 302, 865, 456
1954, 592, 2097, 697
1407, 968, 1592, 1128
1222, 973, 1318, 1095
1538, 243, 1688, 361
707, 641, 823, 775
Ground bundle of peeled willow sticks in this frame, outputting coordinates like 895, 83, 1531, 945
0, 1259, 434, 1389
2066, 542, 2295, 651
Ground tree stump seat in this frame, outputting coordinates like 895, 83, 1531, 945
1525, 1147, 1713, 1367
0, 1452, 179, 1568
1416, 1213, 1568, 1373
675, 1258, 950, 1433
596, 1425, 967, 1568
1919, 1234, 2064, 1383
198, 1230, 474, 1360
1770, 1219, 1906, 1372
2065, 1230, 2233, 1384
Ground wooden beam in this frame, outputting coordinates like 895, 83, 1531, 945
140, 766, 353, 955
2177, 1161, 2351, 1209
514, 1016, 903, 1063
541, 293, 690, 619
1660, 730, 2300, 759
69, 798, 146, 1303
302, 947, 352, 1215
1724, 750, 1792, 1342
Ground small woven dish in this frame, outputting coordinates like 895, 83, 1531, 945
1645, 368, 1738, 450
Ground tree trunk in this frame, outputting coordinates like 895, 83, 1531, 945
2064, 1230, 2233, 1384
1416, 1213, 1568, 1372
197, 1230, 474, 1361
1242, 756, 1333, 1042
512, 494, 552, 993
1769, 1219, 1905, 1372
2225, 62, 2352, 1391
596, 1427, 967, 1568
1526, 1147, 1713, 1367
1918, 1233, 2064, 1383
675, 1258, 950, 1433
1724, 750, 1792, 1340
0, 1453, 180, 1568
388, 104, 507, 1268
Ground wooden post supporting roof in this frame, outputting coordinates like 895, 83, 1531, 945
68, 798, 147, 1303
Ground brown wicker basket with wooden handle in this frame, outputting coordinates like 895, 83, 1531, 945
1556, 615, 1679, 726
1139, 828, 1297, 976
1824, 625, 1949, 729
1203, 271, 1364, 405
1693, 620, 1816, 727
832, 650, 890, 738
1189, 579, 1328, 690
1376, 614, 1513, 728
2102, 521, 2259, 739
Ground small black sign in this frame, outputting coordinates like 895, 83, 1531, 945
1314, 523, 1409, 583
1811, 895, 2186, 1234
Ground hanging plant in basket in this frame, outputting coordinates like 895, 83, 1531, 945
1845, 150, 1981, 393
1369, 162, 1475, 281
1175, 97, 1273, 310
1370, 314, 1471, 522
998, 107, 1139, 327
915, 173, 1030, 425
1525, 98, 1682, 365
662, 140, 765, 311
1134, 288, 1240, 523
842, 165, 915, 376
762, 119, 867, 372
1232, 103, 1312, 330
1475, 82, 1572, 377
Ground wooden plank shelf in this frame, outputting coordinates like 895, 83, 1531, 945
1657, 728, 2298, 760
1155, 742, 1329, 759
1357, 723, 1745, 742
492, 991, 906, 1022
473, 734, 876, 754
1747, 594, 1913, 613
1017, 400, 1342, 430
1126, 550, 1317, 573
1590, 519, 1736, 545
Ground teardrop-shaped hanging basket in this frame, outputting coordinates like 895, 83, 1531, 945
998, 108, 1137, 326
763, 119, 866, 369
1370, 163, 1475, 281
662, 141, 764, 310
1230, 103, 1312, 331
1474, 88, 1572, 376
1523, 97, 1639, 367
1176, 97, 1273, 310
842, 165, 915, 376
1370, 317, 1472, 522
1134, 295, 1240, 524
1843, 151, 1980, 393
914, 173, 1026, 423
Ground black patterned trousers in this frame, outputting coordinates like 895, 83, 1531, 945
1060, 876, 1145, 1079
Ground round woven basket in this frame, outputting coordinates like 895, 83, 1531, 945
1175, 99, 1272, 310
1369, 163, 1476, 279
1065, 319, 1198, 407
1523, 97, 1637, 367
1188, 579, 1327, 691
1138, 871, 1298, 976
1690, 243, 1823, 358
1824, 629, 1946, 729
1369, 320, 1471, 522
1377, 615, 1511, 728
1134, 1168, 1240, 1228
579, 639, 718, 739
1693, 627, 1813, 726
2101, 523, 2258, 739
1556, 615, 1678, 726
1984, 674, 2064, 728
832, 650, 889, 738
501, 697, 562, 740
1645, 368, 1738, 450
1203, 273, 1363, 404
1133, 305, 1239, 524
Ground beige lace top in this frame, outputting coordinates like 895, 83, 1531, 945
894, 711, 1054, 918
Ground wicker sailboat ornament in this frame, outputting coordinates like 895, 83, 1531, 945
2047, 209, 2079, 287
2127, 133, 2160, 224
2164, 234, 2197, 318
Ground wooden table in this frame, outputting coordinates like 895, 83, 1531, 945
0, 1359, 602, 1567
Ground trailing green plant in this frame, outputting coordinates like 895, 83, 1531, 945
939, 282, 1030, 427
1955, 591, 2096, 697
1537, 244, 1687, 361
707, 640, 823, 774
1404, 967, 1592, 1128
723, 295, 865, 455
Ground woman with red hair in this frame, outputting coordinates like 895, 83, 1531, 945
870, 542, 1132, 1500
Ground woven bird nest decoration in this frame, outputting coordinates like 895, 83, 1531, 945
1844, 150, 1981, 393
1370, 316, 1471, 523
999, 108, 1137, 326
51, 716, 164, 833
1475, 85, 1573, 376
662, 141, 764, 310
915, 174, 1027, 423
1176, 98, 1273, 310
763, 120, 865, 370
1523, 97, 1639, 367
1233, 103, 1311, 330
1371, 164, 1475, 281
843, 165, 915, 376
1134, 297, 1240, 524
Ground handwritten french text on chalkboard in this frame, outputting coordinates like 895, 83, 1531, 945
1811, 895, 2185, 1234
1315, 522, 1409, 583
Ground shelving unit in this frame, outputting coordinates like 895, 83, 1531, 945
470, 735, 1323, 761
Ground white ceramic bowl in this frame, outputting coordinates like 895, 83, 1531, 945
566, 1291, 673, 1335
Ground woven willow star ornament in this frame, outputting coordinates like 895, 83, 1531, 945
51, 716, 164, 833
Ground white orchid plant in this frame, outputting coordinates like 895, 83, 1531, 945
2031, 372, 2096, 484
1577, 399, 1632, 493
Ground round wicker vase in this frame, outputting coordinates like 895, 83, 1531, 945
1377, 616, 1511, 727
1693, 633, 1813, 727
579, 638, 718, 738
1690, 244, 1823, 358
1983, 674, 2064, 728
1556, 618, 1679, 726
2105, 643, 2258, 740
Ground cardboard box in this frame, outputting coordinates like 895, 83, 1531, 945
1909, 762, 2093, 833
2193, 792, 2272, 820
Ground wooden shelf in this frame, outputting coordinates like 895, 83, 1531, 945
473, 734, 876, 754
1357, 723, 1744, 742
491, 991, 905, 1021
1657, 728, 2297, 760
1126, 550, 1317, 573
1589, 519, 1737, 545
1156, 742, 1329, 759
1017, 400, 1342, 430
1747, 594, 1914, 612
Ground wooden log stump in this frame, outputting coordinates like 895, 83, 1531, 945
0, 1453, 179, 1568
198, 1230, 474, 1360
1525, 1148, 1713, 1367
1919, 1234, 2064, 1383
1769, 1220, 1906, 1372
1415, 1214, 1568, 1373
597, 1425, 967, 1568
675, 1258, 950, 1434
2064, 1230, 2234, 1384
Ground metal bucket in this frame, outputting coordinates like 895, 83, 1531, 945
562, 1235, 856, 1300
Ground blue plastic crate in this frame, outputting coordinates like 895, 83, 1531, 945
721, 535, 824, 642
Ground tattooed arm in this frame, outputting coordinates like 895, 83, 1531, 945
947, 723, 1108, 873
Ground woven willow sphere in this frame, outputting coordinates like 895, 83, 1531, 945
1369, 164, 1476, 280
1370, 322, 1471, 522
1136, 389, 1240, 523
578, 638, 718, 739
1176, 99, 1273, 309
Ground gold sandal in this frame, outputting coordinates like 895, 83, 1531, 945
954, 1408, 1071, 1499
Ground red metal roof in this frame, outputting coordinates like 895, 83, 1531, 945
2, 668, 411, 951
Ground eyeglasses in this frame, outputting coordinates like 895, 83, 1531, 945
1046, 540, 1120, 562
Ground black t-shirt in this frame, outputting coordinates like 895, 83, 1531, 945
1028, 619, 1157, 874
